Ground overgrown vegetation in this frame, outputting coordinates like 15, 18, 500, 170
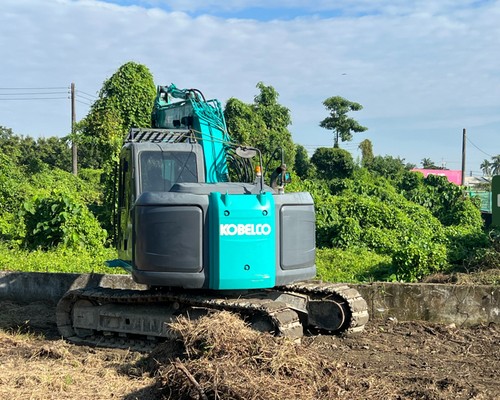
290, 150, 497, 282
0, 61, 498, 283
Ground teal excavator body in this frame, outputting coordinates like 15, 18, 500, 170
112, 84, 316, 290
152, 84, 230, 183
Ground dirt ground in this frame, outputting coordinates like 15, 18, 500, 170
0, 300, 498, 400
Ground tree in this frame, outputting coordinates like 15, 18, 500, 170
310, 147, 354, 180
420, 158, 441, 169
319, 96, 367, 148
480, 159, 492, 176
294, 144, 313, 179
76, 61, 156, 170
365, 155, 409, 181
75, 62, 156, 233
0, 126, 72, 173
0, 126, 22, 162
491, 155, 500, 176
358, 139, 374, 166
224, 82, 296, 172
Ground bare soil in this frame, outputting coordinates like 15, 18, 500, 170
0, 300, 498, 400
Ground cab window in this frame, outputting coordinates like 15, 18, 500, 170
140, 151, 198, 193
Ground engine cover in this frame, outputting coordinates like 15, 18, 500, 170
209, 192, 276, 290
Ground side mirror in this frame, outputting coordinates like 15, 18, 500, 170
235, 146, 258, 159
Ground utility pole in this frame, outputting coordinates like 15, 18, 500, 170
461, 128, 466, 186
71, 82, 78, 176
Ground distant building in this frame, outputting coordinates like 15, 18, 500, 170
464, 176, 491, 188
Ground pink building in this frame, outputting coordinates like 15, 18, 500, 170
411, 169, 462, 185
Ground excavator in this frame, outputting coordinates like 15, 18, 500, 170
56, 84, 368, 349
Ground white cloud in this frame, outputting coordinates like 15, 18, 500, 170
0, 0, 499, 173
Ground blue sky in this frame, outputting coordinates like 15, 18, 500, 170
1, 0, 499, 174
98, 1, 353, 20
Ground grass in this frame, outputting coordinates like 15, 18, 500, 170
0, 243, 121, 274
316, 247, 393, 283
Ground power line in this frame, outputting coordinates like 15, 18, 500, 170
0, 97, 68, 100
76, 93, 95, 101
0, 92, 67, 96
0, 86, 69, 101
76, 90, 97, 99
466, 137, 493, 158
0, 86, 67, 90
75, 93, 96, 103
75, 99, 93, 106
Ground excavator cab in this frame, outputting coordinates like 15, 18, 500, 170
113, 126, 316, 290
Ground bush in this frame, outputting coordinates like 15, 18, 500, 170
365, 155, 408, 181
289, 171, 451, 282
22, 191, 107, 251
310, 147, 355, 180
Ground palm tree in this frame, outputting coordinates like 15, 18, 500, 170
480, 159, 492, 176
491, 155, 500, 176
421, 158, 438, 169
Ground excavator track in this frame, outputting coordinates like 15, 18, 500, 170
280, 281, 369, 334
57, 287, 303, 351
56, 282, 368, 351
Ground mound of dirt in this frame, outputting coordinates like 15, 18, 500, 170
147, 311, 499, 400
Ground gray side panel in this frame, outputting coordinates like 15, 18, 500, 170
274, 192, 316, 285
132, 192, 209, 289
280, 204, 316, 269
134, 205, 203, 273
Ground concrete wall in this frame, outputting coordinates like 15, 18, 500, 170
356, 283, 499, 326
0, 271, 498, 326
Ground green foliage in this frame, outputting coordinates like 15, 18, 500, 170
465, 248, 500, 277
0, 128, 114, 273
0, 153, 29, 214
316, 247, 393, 283
224, 82, 296, 170
294, 144, 314, 179
358, 139, 374, 166
365, 155, 409, 181
0, 153, 30, 241
0, 127, 72, 173
420, 158, 442, 169
0, 126, 21, 160
444, 225, 489, 265
319, 96, 367, 147
480, 159, 493, 176
291, 166, 491, 282
392, 240, 448, 282
76, 61, 156, 170
399, 173, 488, 264
75, 62, 155, 233
310, 147, 355, 180
27, 168, 103, 205
22, 191, 107, 251
289, 171, 450, 282
409, 174, 482, 227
